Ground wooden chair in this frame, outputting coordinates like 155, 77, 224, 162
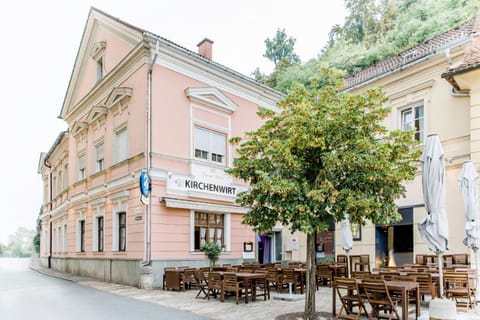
162, 267, 176, 290
316, 264, 333, 288
207, 272, 223, 300
266, 267, 281, 292
280, 268, 302, 294
164, 270, 184, 291
334, 277, 368, 320
443, 272, 476, 309
407, 272, 437, 301
415, 254, 426, 265
183, 268, 197, 289
194, 270, 208, 299
222, 273, 244, 304
362, 279, 401, 320
252, 269, 270, 300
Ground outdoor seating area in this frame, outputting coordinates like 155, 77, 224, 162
162, 262, 309, 304
330, 255, 478, 320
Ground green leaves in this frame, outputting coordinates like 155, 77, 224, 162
229, 68, 420, 235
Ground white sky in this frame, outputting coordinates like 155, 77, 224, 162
0, 0, 346, 244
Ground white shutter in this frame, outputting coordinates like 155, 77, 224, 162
211, 132, 225, 156
115, 128, 128, 163
194, 128, 209, 151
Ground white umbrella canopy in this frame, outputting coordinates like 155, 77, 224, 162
418, 134, 448, 297
340, 214, 353, 277
458, 161, 480, 250
418, 134, 449, 252
458, 160, 480, 301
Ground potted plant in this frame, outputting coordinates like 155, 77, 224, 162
201, 241, 222, 270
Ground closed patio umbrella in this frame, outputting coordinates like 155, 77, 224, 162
418, 134, 448, 297
458, 160, 480, 299
340, 214, 353, 277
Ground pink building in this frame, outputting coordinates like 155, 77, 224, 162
38, 8, 284, 287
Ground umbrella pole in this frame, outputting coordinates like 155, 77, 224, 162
437, 250, 444, 298
474, 248, 480, 301
345, 249, 351, 278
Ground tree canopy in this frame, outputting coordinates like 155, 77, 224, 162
228, 68, 421, 319
229, 69, 420, 232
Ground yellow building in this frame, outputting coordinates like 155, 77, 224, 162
334, 12, 480, 269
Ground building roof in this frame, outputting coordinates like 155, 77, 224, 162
345, 15, 477, 90
441, 12, 480, 88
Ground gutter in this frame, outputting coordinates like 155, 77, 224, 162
142, 39, 159, 266
44, 158, 53, 269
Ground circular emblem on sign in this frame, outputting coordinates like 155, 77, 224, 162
139, 170, 151, 197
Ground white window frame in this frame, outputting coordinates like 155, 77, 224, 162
400, 104, 424, 143
76, 219, 86, 252
96, 56, 104, 81
63, 224, 67, 253
112, 211, 127, 252
193, 127, 226, 165
113, 126, 128, 164
92, 214, 104, 252
77, 153, 87, 181
63, 164, 68, 190
94, 141, 105, 173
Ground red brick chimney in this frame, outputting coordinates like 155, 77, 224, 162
197, 38, 214, 60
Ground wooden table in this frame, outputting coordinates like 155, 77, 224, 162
216, 272, 267, 304
332, 279, 420, 320
328, 263, 347, 277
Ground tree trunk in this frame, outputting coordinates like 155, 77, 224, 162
304, 232, 317, 319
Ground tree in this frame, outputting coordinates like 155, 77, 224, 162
8, 227, 35, 257
264, 28, 300, 67
228, 68, 420, 319
201, 241, 222, 270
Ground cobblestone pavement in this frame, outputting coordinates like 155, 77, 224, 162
30, 259, 480, 320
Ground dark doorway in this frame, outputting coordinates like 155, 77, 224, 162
375, 208, 413, 267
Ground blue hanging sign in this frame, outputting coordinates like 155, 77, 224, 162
139, 170, 151, 198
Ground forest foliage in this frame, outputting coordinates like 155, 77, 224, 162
255, 0, 479, 93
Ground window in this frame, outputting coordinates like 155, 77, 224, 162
58, 171, 62, 194
96, 56, 104, 81
77, 220, 85, 252
63, 224, 67, 253
97, 216, 104, 252
63, 164, 68, 190
401, 105, 424, 143
78, 153, 86, 181
194, 212, 224, 250
118, 212, 126, 252
95, 142, 105, 172
194, 127, 226, 164
113, 127, 128, 164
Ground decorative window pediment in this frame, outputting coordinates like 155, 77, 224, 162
108, 190, 130, 202
86, 105, 107, 124
106, 87, 133, 110
90, 41, 107, 60
185, 87, 238, 113
71, 121, 88, 138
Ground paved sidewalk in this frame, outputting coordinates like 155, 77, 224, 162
29, 258, 480, 320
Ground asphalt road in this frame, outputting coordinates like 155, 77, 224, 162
0, 258, 210, 320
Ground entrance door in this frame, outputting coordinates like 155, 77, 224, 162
258, 231, 282, 264
375, 208, 413, 267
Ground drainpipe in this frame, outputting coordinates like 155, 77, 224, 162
449, 85, 470, 97
143, 39, 159, 266
44, 158, 52, 268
